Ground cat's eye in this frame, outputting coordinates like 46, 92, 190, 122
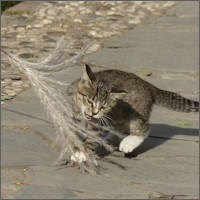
101, 105, 106, 109
87, 99, 93, 106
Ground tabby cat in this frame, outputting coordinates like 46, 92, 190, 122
69, 64, 199, 163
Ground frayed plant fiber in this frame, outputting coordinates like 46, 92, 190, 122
1, 37, 119, 175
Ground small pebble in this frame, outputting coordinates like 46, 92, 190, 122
42, 19, 53, 25
128, 18, 141, 24
1, 27, 7, 31
26, 25, 33, 30
12, 81, 24, 86
16, 27, 25, 32
13, 88, 23, 92
88, 30, 98, 37
5, 90, 16, 97
162, 2, 176, 8
3, 79, 12, 83
29, 38, 37, 42
16, 34, 26, 39
33, 24, 43, 28
47, 9, 56, 16
23, 83, 30, 88
68, 11, 76, 17
86, 43, 101, 54
73, 18, 82, 23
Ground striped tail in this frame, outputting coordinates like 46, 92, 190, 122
151, 88, 199, 112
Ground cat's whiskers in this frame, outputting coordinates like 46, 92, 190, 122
103, 114, 117, 129
99, 117, 106, 127
103, 117, 110, 127
103, 114, 114, 124
101, 115, 112, 129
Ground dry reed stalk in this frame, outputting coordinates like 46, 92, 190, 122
1, 38, 119, 175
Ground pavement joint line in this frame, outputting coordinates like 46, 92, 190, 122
85, 61, 198, 77
2, 124, 60, 153
2, 107, 52, 124
137, 155, 198, 159
148, 135, 199, 143
70, 188, 138, 199
100, 173, 158, 194
1, 164, 65, 170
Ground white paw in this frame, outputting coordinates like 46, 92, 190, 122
70, 151, 87, 163
119, 135, 144, 153
92, 158, 98, 167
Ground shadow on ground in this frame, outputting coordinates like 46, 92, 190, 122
96, 124, 198, 159
125, 124, 199, 158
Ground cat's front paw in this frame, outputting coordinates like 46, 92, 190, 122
119, 135, 144, 153
70, 151, 98, 166
70, 151, 87, 163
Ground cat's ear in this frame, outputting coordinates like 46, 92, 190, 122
110, 88, 127, 100
82, 64, 96, 85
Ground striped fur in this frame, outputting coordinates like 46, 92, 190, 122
151, 88, 199, 112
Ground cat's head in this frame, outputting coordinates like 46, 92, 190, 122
76, 65, 126, 120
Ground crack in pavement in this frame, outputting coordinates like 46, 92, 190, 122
149, 135, 199, 143
2, 124, 61, 153
2, 107, 52, 124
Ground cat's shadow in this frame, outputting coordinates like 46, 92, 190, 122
96, 123, 199, 158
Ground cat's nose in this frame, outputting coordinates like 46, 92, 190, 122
92, 110, 98, 116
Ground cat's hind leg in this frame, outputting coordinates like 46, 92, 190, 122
119, 93, 152, 154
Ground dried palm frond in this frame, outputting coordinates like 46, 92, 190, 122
1, 37, 119, 175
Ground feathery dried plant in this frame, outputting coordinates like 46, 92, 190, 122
1, 37, 119, 175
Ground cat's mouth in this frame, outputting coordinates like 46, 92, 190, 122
84, 113, 92, 120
